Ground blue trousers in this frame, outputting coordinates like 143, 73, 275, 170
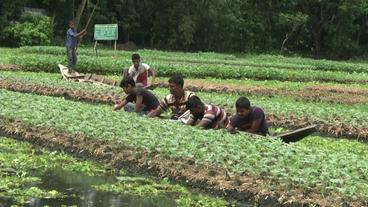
66, 47, 77, 71
124, 103, 149, 116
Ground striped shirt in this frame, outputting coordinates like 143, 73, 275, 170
160, 91, 194, 116
189, 104, 229, 129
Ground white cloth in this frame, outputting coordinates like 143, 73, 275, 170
128, 63, 150, 82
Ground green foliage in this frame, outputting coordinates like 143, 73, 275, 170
93, 178, 228, 207
0, 0, 26, 32
2, 15, 52, 47
2, 0, 368, 57
1, 69, 368, 141
1, 89, 368, 202
9, 47, 368, 83
0, 136, 228, 206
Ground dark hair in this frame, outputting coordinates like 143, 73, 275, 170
168, 74, 184, 88
131, 53, 140, 60
235, 97, 251, 109
186, 96, 203, 110
69, 20, 75, 24
120, 76, 135, 88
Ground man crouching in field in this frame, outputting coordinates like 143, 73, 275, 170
226, 97, 268, 136
148, 74, 194, 120
185, 96, 228, 129
113, 77, 159, 115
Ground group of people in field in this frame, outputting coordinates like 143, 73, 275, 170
112, 54, 269, 136
66, 20, 268, 136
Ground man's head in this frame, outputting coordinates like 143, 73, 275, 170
131, 53, 141, 68
120, 76, 136, 94
168, 74, 184, 96
69, 20, 75, 28
235, 97, 251, 118
186, 96, 205, 118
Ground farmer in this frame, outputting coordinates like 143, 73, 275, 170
148, 74, 194, 120
66, 20, 86, 73
226, 96, 268, 136
185, 96, 229, 129
113, 77, 159, 115
122, 53, 157, 88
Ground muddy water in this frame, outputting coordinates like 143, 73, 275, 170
17, 169, 176, 207
0, 136, 251, 207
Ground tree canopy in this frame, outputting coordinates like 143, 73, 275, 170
1, 0, 368, 59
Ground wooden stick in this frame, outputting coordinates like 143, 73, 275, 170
78, 0, 99, 46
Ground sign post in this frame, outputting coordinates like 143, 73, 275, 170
94, 24, 118, 57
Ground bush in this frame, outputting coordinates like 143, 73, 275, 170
2, 15, 52, 47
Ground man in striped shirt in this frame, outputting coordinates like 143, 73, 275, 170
185, 96, 229, 129
148, 75, 194, 120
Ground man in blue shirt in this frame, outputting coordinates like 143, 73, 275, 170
226, 96, 268, 136
66, 20, 86, 73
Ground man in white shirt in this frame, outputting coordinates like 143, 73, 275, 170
125, 53, 157, 88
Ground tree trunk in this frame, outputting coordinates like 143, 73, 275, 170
356, 16, 366, 46
51, 10, 56, 27
280, 26, 298, 53
75, 0, 87, 30
312, 27, 321, 58
281, 33, 290, 52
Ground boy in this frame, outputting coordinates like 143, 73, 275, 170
185, 96, 228, 129
148, 74, 194, 120
66, 20, 86, 73
125, 53, 157, 87
227, 97, 268, 136
113, 77, 159, 115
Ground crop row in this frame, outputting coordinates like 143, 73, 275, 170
158, 79, 368, 105
1, 89, 368, 204
19, 46, 368, 74
8, 53, 368, 84
3, 70, 368, 105
1, 71, 367, 140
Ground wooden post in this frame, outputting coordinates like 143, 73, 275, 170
114, 40, 117, 57
94, 40, 98, 57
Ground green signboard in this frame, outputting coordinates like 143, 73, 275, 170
94, 24, 118, 40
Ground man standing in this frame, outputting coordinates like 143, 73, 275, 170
185, 96, 229, 129
113, 77, 159, 115
148, 74, 194, 120
126, 54, 157, 87
226, 97, 268, 136
66, 20, 86, 73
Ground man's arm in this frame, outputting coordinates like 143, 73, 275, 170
75, 28, 87, 38
134, 95, 143, 112
147, 106, 163, 117
113, 100, 126, 111
226, 125, 238, 134
148, 68, 157, 85
246, 118, 262, 134
195, 119, 211, 129
226, 115, 238, 134
186, 117, 195, 126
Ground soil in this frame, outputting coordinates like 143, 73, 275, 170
157, 81, 368, 105
304, 86, 368, 96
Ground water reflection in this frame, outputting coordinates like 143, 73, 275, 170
25, 169, 176, 207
